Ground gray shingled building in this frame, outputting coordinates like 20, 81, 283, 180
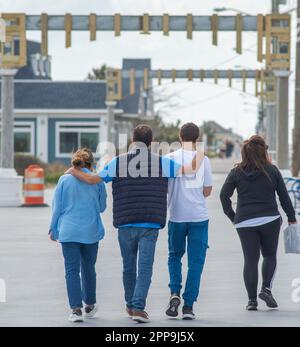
0, 41, 153, 164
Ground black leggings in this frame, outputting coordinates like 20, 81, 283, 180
237, 218, 281, 300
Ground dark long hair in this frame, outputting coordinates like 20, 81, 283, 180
236, 135, 271, 177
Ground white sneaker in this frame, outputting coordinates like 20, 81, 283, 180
68, 309, 84, 323
84, 304, 98, 319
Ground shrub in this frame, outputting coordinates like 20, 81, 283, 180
45, 172, 63, 185
14, 154, 46, 176
45, 162, 68, 185
14, 155, 68, 185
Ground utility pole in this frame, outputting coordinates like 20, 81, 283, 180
292, 0, 300, 176
0, 15, 23, 206
264, 0, 280, 156
275, 70, 290, 169
0, 69, 17, 168
270, 0, 291, 169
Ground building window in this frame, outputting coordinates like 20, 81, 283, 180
0, 122, 34, 155
56, 122, 100, 157
15, 132, 31, 153
59, 132, 78, 154
81, 133, 99, 151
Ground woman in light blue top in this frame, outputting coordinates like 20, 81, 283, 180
49, 148, 107, 322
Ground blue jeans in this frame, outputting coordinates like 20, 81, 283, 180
61, 242, 99, 309
168, 220, 209, 307
118, 227, 159, 311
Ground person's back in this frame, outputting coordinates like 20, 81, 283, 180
165, 123, 213, 320
54, 171, 106, 243
220, 135, 297, 312
49, 148, 107, 322
221, 163, 295, 224
112, 149, 168, 228
167, 149, 212, 223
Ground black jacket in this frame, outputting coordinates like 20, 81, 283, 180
220, 164, 296, 224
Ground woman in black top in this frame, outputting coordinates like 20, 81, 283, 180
220, 135, 297, 311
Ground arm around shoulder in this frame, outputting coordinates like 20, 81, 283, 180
68, 167, 102, 184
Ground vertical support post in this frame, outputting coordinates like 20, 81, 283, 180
257, 14, 264, 63
200, 69, 205, 82
242, 70, 247, 92
187, 14, 193, 40
144, 68, 149, 90
65, 13, 72, 48
292, 0, 300, 176
89, 13, 97, 41
265, 15, 272, 68
114, 14, 121, 36
171, 69, 176, 83
0, 69, 17, 168
274, 70, 290, 169
228, 70, 233, 87
255, 70, 260, 96
265, 101, 277, 153
157, 69, 162, 85
0, 69, 22, 207
236, 14, 243, 54
163, 14, 169, 36
129, 68, 135, 95
187, 69, 193, 81
105, 101, 116, 145
211, 14, 218, 46
141, 14, 150, 34
41, 13, 48, 56
213, 70, 218, 84
260, 70, 265, 98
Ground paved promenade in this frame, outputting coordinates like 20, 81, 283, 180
0, 160, 299, 327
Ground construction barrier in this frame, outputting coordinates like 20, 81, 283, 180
23, 165, 47, 207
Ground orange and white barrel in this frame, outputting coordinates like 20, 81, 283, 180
24, 165, 45, 206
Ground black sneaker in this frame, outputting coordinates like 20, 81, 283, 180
259, 288, 278, 308
166, 294, 181, 317
182, 306, 195, 320
246, 299, 258, 311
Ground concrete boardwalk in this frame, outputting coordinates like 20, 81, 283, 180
0, 168, 300, 327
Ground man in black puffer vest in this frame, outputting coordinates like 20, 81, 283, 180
68, 125, 204, 323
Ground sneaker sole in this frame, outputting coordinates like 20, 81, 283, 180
246, 306, 258, 311
258, 292, 278, 308
182, 314, 195, 320
166, 297, 181, 317
132, 316, 150, 323
68, 317, 84, 323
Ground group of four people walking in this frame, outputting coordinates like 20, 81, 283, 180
49, 123, 297, 323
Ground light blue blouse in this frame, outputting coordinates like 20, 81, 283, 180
49, 168, 107, 244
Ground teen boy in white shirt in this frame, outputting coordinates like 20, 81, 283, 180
165, 123, 213, 320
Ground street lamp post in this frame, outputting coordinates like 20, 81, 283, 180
0, 18, 23, 207
0, 68, 17, 168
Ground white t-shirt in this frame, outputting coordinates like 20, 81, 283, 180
166, 150, 213, 223
235, 215, 280, 229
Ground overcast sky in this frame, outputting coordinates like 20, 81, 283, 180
0, 0, 298, 139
